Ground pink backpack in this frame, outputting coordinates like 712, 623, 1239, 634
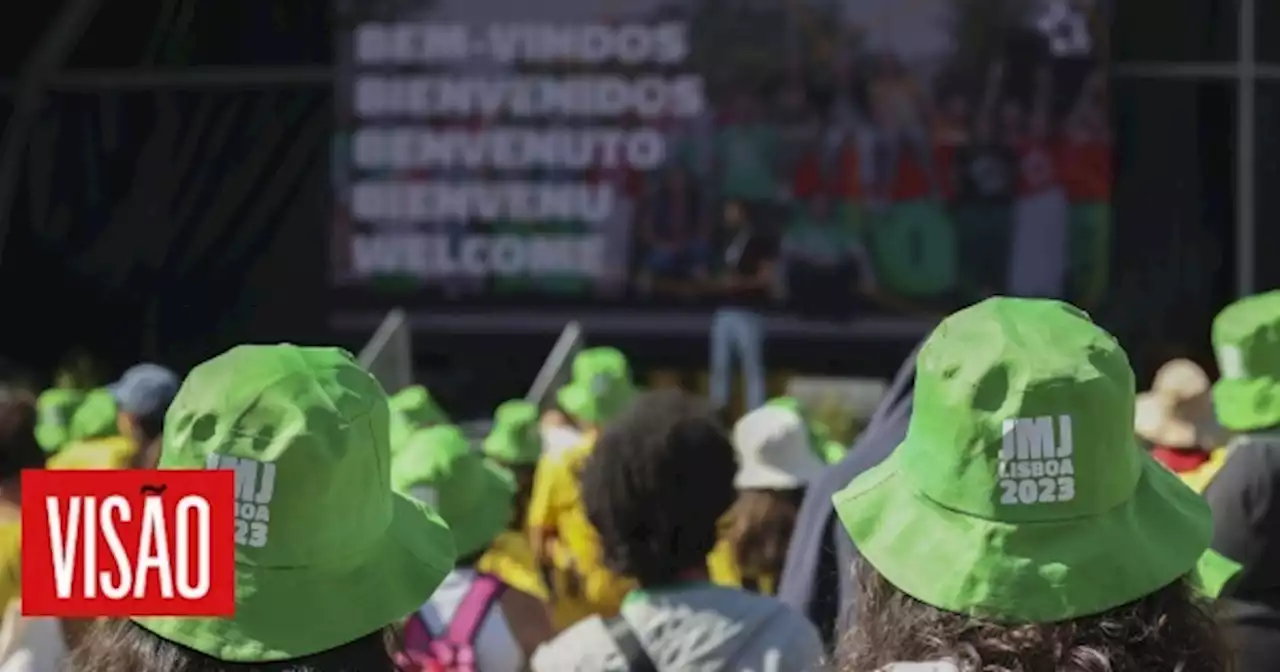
396, 573, 506, 672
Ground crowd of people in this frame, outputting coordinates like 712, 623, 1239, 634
2, 290, 1280, 670
637, 53, 1110, 308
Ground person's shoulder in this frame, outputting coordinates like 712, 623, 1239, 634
46, 441, 97, 470
695, 583, 815, 626
530, 615, 616, 672
1231, 432, 1280, 452
536, 443, 578, 475
533, 451, 563, 475
736, 586, 820, 623
728, 590, 825, 665
48, 436, 134, 470
1219, 436, 1280, 474
752, 591, 821, 637
0, 519, 20, 554
563, 436, 599, 469
482, 532, 549, 600
706, 537, 739, 581
1205, 438, 1280, 500
99, 435, 135, 456
770, 606, 825, 668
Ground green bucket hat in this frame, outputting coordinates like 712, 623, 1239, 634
133, 345, 457, 662
834, 298, 1235, 623
388, 386, 449, 456
35, 388, 85, 452
483, 400, 542, 465
556, 347, 636, 425
68, 387, 117, 442
1212, 290, 1280, 432
395, 425, 516, 558
390, 385, 449, 427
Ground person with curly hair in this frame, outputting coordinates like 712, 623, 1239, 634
530, 389, 822, 671
832, 298, 1237, 672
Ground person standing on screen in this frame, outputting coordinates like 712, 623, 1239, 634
709, 201, 778, 419
1007, 66, 1070, 298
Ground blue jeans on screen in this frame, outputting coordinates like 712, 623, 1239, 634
709, 308, 766, 413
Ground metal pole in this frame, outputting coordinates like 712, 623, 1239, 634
1238, 0, 1256, 298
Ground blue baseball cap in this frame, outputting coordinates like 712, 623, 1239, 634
109, 363, 180, 420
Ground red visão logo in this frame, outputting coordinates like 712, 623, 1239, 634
20, 469, 236, 617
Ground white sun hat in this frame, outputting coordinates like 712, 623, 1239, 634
1134, 358, 1225, 449
733, 405, 826, 489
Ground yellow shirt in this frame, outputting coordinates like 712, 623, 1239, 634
526, 432, 636, 629
477, 530, 548, 601
706, 537, 778, 596
0, 516, 21, 610
47, 436, 136, 471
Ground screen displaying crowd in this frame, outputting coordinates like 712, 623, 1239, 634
332, 0, 1112, 325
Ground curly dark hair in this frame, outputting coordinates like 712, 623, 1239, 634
579, 389, 737, 587
836, 558, 1232, 672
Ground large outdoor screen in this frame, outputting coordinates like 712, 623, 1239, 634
332, 0, 1110, 338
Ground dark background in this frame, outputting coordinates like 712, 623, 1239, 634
0, 0, 1266, 418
